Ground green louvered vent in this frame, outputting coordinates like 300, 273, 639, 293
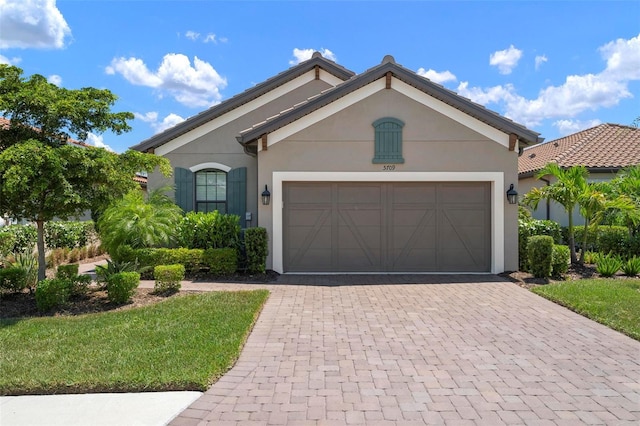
174, 167, 194, 212
372, 117, 405, 164
227, 167, 247, 227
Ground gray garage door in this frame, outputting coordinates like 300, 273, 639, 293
283, 182, 491, 272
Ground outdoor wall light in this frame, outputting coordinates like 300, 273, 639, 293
261, 184, 271, 206
506, 184, 518, 205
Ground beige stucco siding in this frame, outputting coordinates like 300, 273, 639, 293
147, 78, 334, 221
258, 88, 519, 272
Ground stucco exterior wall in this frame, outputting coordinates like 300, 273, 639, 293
257, 88, 520, 272
147, 77, 334, 224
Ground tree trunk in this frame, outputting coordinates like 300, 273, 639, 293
36, 219, 46, 281
567, 209, 577, 264
579, 218, 589, 265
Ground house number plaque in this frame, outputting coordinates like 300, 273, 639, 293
382, 165, 396, 171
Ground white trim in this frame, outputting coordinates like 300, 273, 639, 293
263, 77, 510, 149
271, 171, 505, 274
265, 79, 386, 148
157, 69, 340, 156
189, 162, 231, 173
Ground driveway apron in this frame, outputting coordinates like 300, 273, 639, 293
170, 277, 640, 425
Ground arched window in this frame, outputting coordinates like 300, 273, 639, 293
372, 117, 405, 164
195, 169, 227, 213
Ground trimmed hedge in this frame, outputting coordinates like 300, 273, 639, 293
178, 211, 241, 249
203, 248, 237, 275
153, 264, 184, 293
0, 225, 37, 253
551, 245, 570, 276
114, 246, 205, 275
0, 267, 28, 292
567, 225, 639, 259
518, 219, 562, 271
45, 221, 96, 249
528, 235, 554, 278
107, 272, 140, 304
35, 278, 71, 311
245, 227, 268, 274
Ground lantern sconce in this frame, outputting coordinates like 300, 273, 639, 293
261, 184, 271, 206
506, 184, 518, 205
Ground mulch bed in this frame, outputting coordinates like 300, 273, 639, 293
500, 263, 623, 289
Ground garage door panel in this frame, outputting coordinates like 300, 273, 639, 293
284, 182, 490, 272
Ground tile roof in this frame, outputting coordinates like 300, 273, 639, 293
237, 55, 541, 146
0, 117, 91, 148
518, 123, 640, 176
131, 53, 355, 152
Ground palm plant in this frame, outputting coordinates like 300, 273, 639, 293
98, 187, 183, 256
608, 166, 640, 236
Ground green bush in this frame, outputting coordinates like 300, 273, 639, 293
45, 221, 96, 249
203, 248, 237, 275
568, 225, 632, 257
622, 257, 640, 277
245, 227, 268, 274
10, 251, 38, 290
527, 235, 554, 278
57, 264, 79, 279
114, 246, 204, 276
106, 272, 140, 304
35, 278, 72, 311
55, 264, 90, 297
0, 267, 28, 292
551, 245, 570, 276
595, 254, 622, 277
178, 211, 241, 249
153, 264, 185, 293
0, 225, 37, 253
0, 232, 16, 257
519, 219, 562, 271
96, 258, 141, 288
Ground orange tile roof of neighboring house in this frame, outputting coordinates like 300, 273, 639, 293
133, 174, 147, 186
518, 123, 640, 176
0, 117, 90, 148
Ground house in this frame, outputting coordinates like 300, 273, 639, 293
518, 123, 640, 226
132, 53, 541, 274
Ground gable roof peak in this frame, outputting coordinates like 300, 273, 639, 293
381, 55, 396, 64
311, 51, 323, 59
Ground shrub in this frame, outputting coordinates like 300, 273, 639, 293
45, 221, 95, 249
622, 257, 640, 277
10, 251, 38, 290
114, 246, 204, 276
35, 278, 71, 311
245, 227, 268, 274
178, 211, 241, 249
598, 227, 632, 258
203, 248, 237, 275
527, 235, 554, 278
595, 254, 622, 277
551, 245, 570, 276
519, 219, 561, 271
0, 225, 37, 253
57, 264, 79, 279
0, 232, 16, 257
96, 259, 141, 289
0, 267, 28, 292
106, 272, 140, 304
153, 264, 184, 293
56, 264, 90, 297
583, 251, 598, 265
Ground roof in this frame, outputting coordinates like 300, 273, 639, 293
0, 117, 91, 148
131, 53, 355, 152
237, 55, 541, 146
518, 123, 640, 176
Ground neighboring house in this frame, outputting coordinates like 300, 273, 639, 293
133, 53, 541, 273
518, 123, 640, 227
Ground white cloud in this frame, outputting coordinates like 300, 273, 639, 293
86, 132, 114, 152
456, 34, 640, 128
554, 119, 603, 136
47, 74, 62, 86
0, 54, 21, 65
0, 0, 71, 49
106, 53, 227, 108
185, 31, 200, 41
289, 48, 337, 65
535, 55, 548, 70
135, 111, 185, 134
416, 68, 457, 84
489, 45, 523, 75
203, 33, 217, 43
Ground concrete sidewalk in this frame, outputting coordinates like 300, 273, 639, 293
0, 392, 202, 426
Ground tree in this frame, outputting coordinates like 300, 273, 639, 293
523, 163, 588, 264
608, 166, 640, 236
98, 188, 183, 255
0, 141, 170, 281
0, 65, 132, 151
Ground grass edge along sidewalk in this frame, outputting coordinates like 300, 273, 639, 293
532, 278, 640, 341
0, 290, 269, 395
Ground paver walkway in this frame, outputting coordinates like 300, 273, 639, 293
169, 277, 640, 425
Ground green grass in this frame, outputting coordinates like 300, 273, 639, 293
532, 279, 640, 340
0, 290, 269, 395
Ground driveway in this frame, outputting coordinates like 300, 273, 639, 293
170, 277, 640, 425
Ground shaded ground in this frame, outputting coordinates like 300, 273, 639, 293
500, 263, 599, 289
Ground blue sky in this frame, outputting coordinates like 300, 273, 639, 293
0, 0, 638, 153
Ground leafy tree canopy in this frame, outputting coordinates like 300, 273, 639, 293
0, 64, 133, 150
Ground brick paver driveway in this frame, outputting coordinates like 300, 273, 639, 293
171, 276, 640, 425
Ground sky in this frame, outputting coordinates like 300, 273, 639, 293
0, 0, 638, 153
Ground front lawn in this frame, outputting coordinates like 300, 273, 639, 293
0, 290, 269, 395
532, 278, 640, 340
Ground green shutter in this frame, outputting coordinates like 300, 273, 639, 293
174, 167, 194, 212
227, 167, 247, 227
